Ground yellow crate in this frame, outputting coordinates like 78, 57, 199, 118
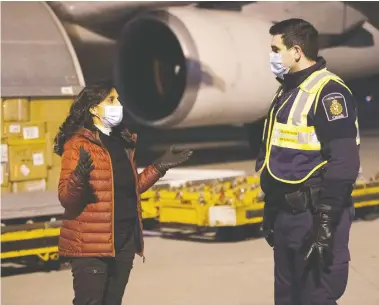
46, 121, 63, 140
45, 134, 61, 168
1, 98, 30, 122
0, 123, 4, 141
30, 99, 72, 122
12, 179, 47, 193
1, 184, 12, 194
8, 143, 47, 182
47, 166, 61, 191
1, 143, 8, 163
0, 98, 3, 135
1, 162, 9, 186
2, 121, 46, 145
52, 153, 61, 168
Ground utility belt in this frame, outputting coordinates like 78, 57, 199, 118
267, 186, 353, 215
281, 188, 321, 214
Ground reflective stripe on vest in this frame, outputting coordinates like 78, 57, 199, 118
271, 123, 321, 151
257, 68, 360, 184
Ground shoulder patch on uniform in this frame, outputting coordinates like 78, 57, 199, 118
321, 92, 348, 121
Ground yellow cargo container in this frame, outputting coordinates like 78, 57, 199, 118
51, 152, 61, 169
45, 134, 61, 168
12, 179, 47, 193
30, 99, 72, 122
1, 98, 30, 122
1, 143, 8, 163
46, 121, 63, 140
1, 162, 9, 186
0, 126, 4, 141
2, 122, 46, 145
47, 166, 61, 191
0, 98, 4, 135
8, 143, 48, 182
1, 184, 12, 194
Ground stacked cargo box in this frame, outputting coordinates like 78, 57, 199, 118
1, 124, 11, 193
30, 99, 73, 191
0, 98, 72, 194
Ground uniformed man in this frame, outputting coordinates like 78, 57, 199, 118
256, 18, 360, 305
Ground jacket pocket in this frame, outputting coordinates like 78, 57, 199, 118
83, 266, 106, 275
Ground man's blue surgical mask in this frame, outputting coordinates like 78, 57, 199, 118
269, 52, 290, 79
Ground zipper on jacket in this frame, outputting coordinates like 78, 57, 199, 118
123, 147, 144, 261
105, 148, 116, 257
129, 148, 145, 262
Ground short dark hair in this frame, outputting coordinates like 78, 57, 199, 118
269, 18, 319, 60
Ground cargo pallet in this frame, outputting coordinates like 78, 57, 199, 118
142, 175, 379, 239
1, 174, 379, 266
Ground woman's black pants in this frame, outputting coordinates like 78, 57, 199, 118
70, 233, 136, 305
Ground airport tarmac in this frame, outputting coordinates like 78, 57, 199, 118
1, 128, 379, 305
3, 219, 378, 305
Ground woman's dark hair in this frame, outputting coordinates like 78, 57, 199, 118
54, 81, 114, 156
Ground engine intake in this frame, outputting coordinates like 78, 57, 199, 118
116, 8, 278, 128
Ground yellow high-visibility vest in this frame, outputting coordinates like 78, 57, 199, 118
256, 68, 360, 184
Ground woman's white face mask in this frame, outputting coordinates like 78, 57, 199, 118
99, 105, 123, 128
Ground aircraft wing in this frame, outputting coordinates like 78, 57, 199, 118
47, 1, 194, 39
346, 1, 379, 30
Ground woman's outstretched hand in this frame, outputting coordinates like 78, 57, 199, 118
153, 145, 194, 175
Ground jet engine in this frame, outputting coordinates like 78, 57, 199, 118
115, 7, 278, 128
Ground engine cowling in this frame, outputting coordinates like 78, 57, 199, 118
115, 7, 278, 128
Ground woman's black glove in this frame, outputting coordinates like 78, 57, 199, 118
74, 147, 94, 183
153, 145, 193, 176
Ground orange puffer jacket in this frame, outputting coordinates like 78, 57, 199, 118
57, 128, 161, 258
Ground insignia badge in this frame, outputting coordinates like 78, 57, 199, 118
321, 92, 348, 121
329, 100, 343, 115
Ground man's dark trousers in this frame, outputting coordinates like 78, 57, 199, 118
273, 205, 354, 305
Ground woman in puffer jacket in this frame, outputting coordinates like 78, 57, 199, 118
54, 82, 193, 305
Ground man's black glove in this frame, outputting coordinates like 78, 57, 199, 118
305, 210, 335, 270
74, 147, 95, 183
153, 145, 193, 176
261, 203, 277, 247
